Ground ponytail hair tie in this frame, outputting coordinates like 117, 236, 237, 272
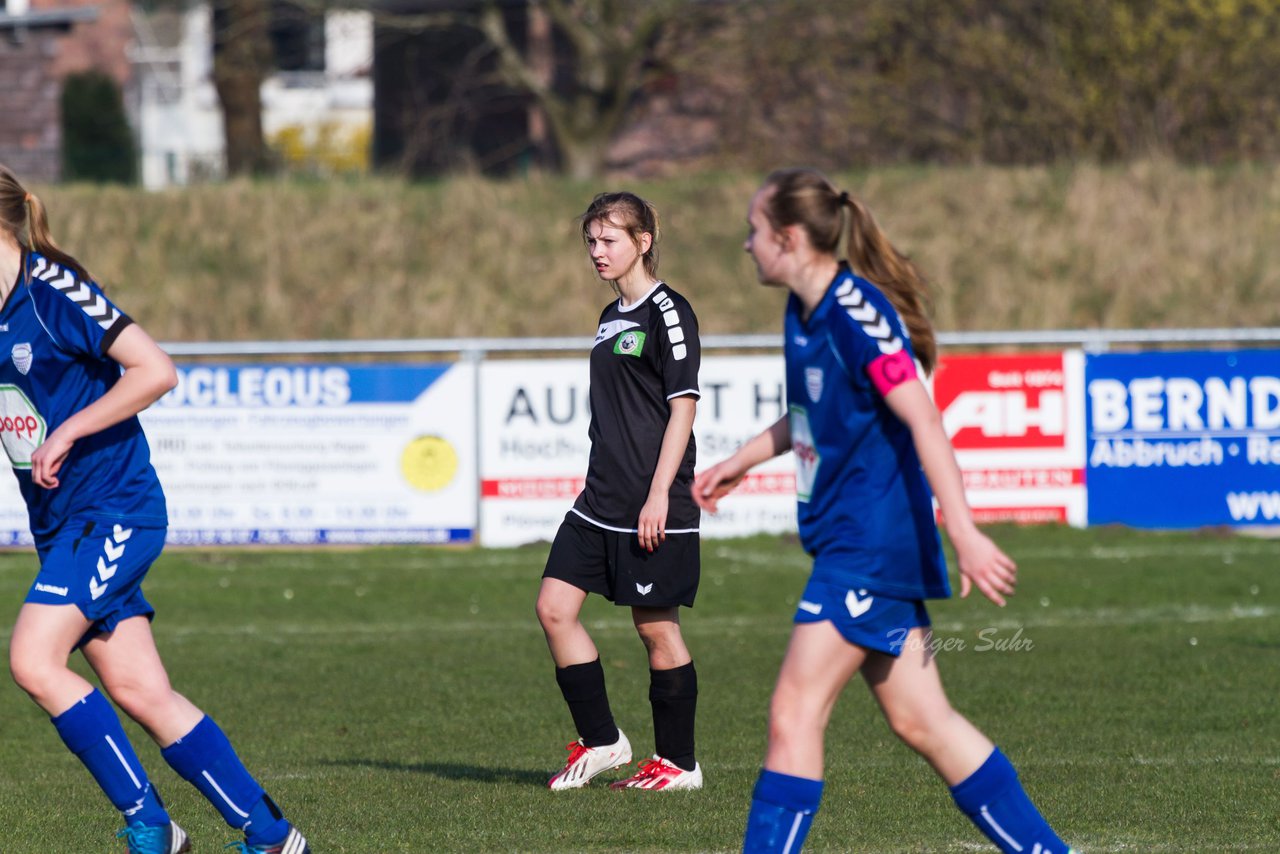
838, 190, 850, 205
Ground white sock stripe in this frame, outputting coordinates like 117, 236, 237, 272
782, 811, 804, 854
284, 829, 306, 854
103, 735, 144, 790
980, 805, 1024, 852
201, 769, 251, 818
1033, 845, 1043, 854
168, 821, 188, 854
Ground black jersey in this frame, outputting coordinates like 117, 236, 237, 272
572, 281, 701, 532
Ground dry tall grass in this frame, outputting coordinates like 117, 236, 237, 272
35, 160, 1280, 342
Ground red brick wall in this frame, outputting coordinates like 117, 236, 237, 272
32, 0, 134, 86
0, 29, 63, 183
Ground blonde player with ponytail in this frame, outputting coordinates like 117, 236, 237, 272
0, 165, 310, 854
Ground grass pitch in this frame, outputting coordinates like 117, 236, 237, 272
0, 525, 1277, 852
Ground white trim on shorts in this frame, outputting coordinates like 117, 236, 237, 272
569, 508, 699, 535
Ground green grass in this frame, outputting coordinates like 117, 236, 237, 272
0, 525, 1277, 852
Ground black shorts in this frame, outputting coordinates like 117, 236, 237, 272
543, 513, 700, 608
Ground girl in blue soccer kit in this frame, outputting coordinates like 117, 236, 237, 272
0, 165, 309, 854
693, 168, 1075, 853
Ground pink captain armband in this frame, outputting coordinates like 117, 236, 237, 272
867, 350, 918, 396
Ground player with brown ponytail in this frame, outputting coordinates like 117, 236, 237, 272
696, 167, 1074, 853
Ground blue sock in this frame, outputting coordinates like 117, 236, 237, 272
743, 769, 824, 853
51, 689, 169, 826
950, 748, 1071, 854
161, 716, 289, 845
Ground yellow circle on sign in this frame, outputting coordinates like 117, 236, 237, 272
400, 435, 458, 491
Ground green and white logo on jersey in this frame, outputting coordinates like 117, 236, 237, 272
614, 331, 646, 357
789, 404, 820, 503
0, 385, 47, 469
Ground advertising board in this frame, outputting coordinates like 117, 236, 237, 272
1086, 349, 1280, 527
933, 351, 1087, 526
478, 356, 796, 547
0, 362, 478, 546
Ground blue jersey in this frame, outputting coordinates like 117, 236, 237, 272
784, 264, 949, 600
0, 251, 167, 542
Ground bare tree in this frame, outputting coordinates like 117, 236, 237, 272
211, 0, 274, 175
380, 0, 686, 179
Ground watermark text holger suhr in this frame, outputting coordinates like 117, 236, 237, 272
888, 626, 1035, 654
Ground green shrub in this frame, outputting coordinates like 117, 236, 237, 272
61, 71, 137, 184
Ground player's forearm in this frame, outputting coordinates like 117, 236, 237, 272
910, 408, 979, 539
648, 397, 697, 498
54, 361, 177, 443
734, 415, 791, 473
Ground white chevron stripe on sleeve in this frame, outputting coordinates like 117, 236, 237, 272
836, 287, 905, 356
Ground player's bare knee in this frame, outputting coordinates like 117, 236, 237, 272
9, 652, 61, 701
535, 597, 575, 633
8, 653, 39, 694
102, 678, 171, 723
769, 692, 821, 737
635, 623, 688, 668
766, 707, 821, 750
632, 619, 671, 647
884, 707, 945, 753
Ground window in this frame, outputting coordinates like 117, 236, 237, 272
269, 0, 324, 72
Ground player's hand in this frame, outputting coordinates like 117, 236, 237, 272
692, 460, 746, 513
637, 493, 669, 553
952, 527, 1017, 607
30, 431, 74, 490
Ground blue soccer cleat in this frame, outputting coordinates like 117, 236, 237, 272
116, 820, 190, 854
225, 826, 310, 854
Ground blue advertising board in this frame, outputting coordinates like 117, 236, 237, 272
1086, 349, 1280, 527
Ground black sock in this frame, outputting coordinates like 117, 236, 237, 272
650, 661, 697, 771
555, 659, 620, 748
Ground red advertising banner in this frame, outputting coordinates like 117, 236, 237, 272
934, 353, 1069, 450
933, 351, 1086, 526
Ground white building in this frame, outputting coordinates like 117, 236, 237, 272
129, 3, 373, 189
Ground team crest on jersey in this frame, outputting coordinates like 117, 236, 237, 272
11, 343, 32, 375
614, 331, 646, 357
805, 367, 823, 402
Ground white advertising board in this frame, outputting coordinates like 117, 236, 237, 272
479, 350, 1089, 547
0, 362, 478, 546
478, 356, 797, 547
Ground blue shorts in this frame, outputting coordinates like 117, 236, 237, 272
26, 520, 166, 647
793, 579, 931, 656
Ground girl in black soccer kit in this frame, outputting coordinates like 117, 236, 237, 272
538, 192, 704, 791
